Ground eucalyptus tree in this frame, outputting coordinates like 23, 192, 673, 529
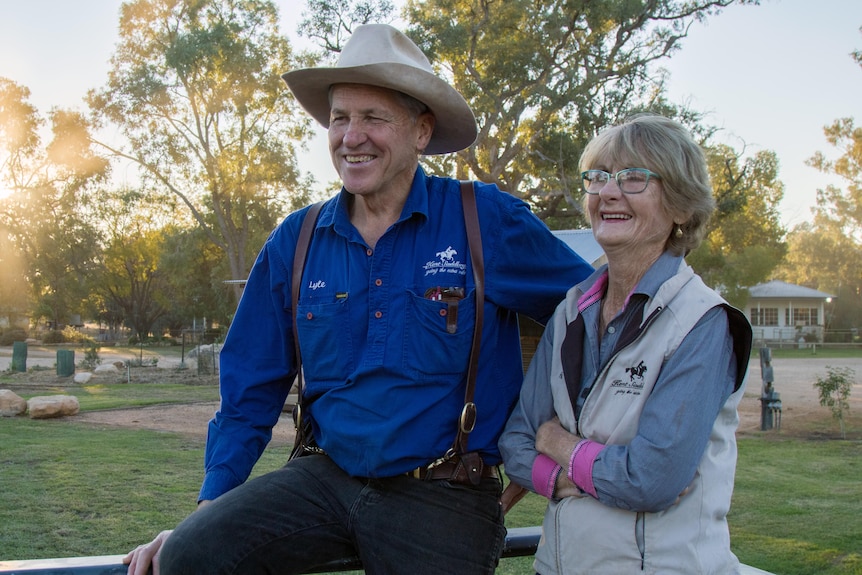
298, 0, 397, 53
688, 145, 787, 307
0, 78, 107, 329
87, 0, 315, 303
403, 0, 757, 221
780, 214, 862, 333
89, 187, 176, 341
781, 38, 862, 331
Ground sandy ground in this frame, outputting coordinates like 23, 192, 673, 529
3, 347, 862, 441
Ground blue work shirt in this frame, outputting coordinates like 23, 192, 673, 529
200, 168, 593, 501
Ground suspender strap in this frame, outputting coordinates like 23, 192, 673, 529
452, 180, 484, 461
290, 185, 484, 477
291, 201, 324, 441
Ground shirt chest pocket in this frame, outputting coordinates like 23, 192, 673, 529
295, 299, 354, 387
404, 288, 476, 378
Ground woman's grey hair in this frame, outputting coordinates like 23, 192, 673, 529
579, 114, 714, 255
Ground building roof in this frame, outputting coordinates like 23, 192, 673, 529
749, 280, 833, 300
552, 229, 605, 266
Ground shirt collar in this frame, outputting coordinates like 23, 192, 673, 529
635, 251, 685, 299
331, 166, 429, 235
576, 250, 684, 312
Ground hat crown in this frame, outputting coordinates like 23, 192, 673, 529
282, 23, 477, 154
337, 24, 433, 73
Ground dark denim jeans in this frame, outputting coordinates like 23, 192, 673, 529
160, 454, 506, 574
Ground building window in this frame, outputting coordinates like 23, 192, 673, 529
751, 308, 778, 326
784, 307, 819, 326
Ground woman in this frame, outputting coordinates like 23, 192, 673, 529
499, 114, 752, 574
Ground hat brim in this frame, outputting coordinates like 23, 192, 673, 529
282, 63, 477, 155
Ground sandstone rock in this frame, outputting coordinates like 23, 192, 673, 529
0, 389, 27, 417
94, 363, 120, 374
74, 372, 94, 384
28, 395, 80, 419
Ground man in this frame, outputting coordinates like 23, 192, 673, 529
125, 23, 592, 575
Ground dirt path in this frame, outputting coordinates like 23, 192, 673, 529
737, 356, 862, 437
5, 350, 862, 440
62, 356, 862, 441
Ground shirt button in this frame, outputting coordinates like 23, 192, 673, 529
306, 312, 313, 320
607, 326, 616, 334
366, 248, 373, 256
439, 309, 447, 317
375, 278, 383, 287
374, 311, 383, 319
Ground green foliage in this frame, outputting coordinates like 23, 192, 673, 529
403, 0, 753, 220
87, 0, 314, 304
61, 326, 96, 345
298, 0, 396, 54
79, 344, 102, 370
0, 327, 27, 346
0, 78, 108, 328
814, 366, 856, 439
781, 47, 862, 329
688, 147, 787, 304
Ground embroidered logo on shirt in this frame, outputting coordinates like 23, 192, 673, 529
423, 245, 467, 277
308, 280, 326, 290
437, 246, 457, 262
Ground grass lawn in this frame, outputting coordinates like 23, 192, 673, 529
1, 380, 861, 573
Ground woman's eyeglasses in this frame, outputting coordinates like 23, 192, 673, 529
581, 168, 661, 194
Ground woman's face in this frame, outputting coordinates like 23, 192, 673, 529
586, 164, 675, 260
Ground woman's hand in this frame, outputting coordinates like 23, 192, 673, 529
536, 417, 589, 499
536, 417, 581, 467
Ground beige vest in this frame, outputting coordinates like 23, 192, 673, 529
537, 263, 749, 575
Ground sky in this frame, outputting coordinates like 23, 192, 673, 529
1, 0, 860, 229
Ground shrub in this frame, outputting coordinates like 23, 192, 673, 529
79, 345, 102, 370
0, 328, 28, 346
42, 330, 67, 344
814, 365, 856, 439
42, 327, 97, 346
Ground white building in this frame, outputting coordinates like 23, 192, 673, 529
747, 280, 834, 344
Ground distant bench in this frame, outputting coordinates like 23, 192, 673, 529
0, 526, 775, 574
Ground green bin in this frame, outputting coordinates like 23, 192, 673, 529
11, 341, 27, 372
57, 349, 75, 376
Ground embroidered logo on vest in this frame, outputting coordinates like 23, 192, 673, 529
610, 360, 647, 394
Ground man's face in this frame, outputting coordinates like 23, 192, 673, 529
328, 84, 434, 199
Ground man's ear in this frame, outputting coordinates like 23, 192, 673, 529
416, 112, 435, 153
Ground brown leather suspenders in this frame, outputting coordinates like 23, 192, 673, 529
289, 200, 324, 459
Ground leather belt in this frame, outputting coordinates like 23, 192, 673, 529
409, 458, 498, 484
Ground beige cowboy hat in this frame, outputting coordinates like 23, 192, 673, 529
282, 23, 477, 155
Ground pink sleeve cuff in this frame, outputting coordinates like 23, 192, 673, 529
568, 439, 604, 498
532, 453, 562, 500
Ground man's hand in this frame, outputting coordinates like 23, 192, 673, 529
499, 482, 528, 514
123, 530, 172, 575
123, 500, 211, 574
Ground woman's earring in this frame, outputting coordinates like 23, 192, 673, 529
674, 225, 683, 239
